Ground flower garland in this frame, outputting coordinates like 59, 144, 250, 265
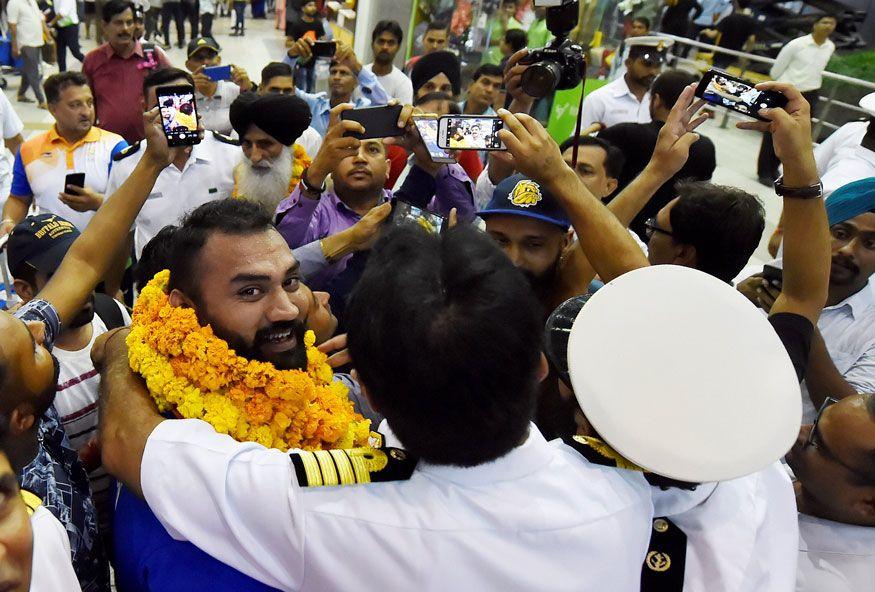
127, 270, 370, 451
231, 142, 312, 199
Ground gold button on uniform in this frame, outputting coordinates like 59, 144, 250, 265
653, 518, 669, 533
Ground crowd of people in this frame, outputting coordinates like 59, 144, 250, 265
0, 1, 872, 591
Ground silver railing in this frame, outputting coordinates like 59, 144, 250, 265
653, 32, 875, 138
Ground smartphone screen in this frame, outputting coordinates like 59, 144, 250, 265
438, 116, 505, 150
696, 70, 788, 121
312, 41, 337, 58
341, 104, 404, 139
156, 85, 200, 146
203, 65, 232, 81
64, 172, 85, 193
413, 116, 454, 163
391, 200, 445, 234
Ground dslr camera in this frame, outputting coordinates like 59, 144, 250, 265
519, 0, 586, 98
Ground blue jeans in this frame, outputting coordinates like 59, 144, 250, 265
233, 0, 246, 31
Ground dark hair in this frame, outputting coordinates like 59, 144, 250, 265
632, 16, 651, 30
9, 260, 36, 288
558, 136, 625, 181
372, 19, 403, 44
135, 226, 178, 292
503, 28, 528, 52
44, 71, 89, 104
143, 67, 194, 98
168, 200, 274, 302
425, 20, 448, 33
260, 62, 293, 87
651, 69, 699, 112
345, 226, 543, 467
413, 92, 461, 114
471, 63, 503, 83
670, 181, 765, 283
815, 13, 839, 24
102, 0, 135, 22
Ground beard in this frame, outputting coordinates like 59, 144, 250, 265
214, 319, 309, 371
829, 253, 861, 286
237, 145, 295, 215
521, 253, 563, 294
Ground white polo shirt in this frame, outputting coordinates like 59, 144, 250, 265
651, 461, 799, 592
796, 513, 875, 592
813, 121, 875, 199
141, 419, 654, 592
105, 131, 240, 258
362, 63, 414, 105
30, 505, 82, 592
770, 34, 835, 93
10, 126, 127, 231
581, 76, 652, 130
197, 80, 242, 136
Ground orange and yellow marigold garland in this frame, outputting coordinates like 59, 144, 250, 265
127, 269, 370, 451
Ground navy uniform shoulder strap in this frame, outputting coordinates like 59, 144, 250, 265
640, 517, 687, 592
211, 130, 241, 146
289, 445, 416, 487
561, 434, 645, 471
113, 141, 142, 161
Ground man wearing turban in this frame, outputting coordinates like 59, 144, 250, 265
410, 50, 462, 101
230, 92, 314, 214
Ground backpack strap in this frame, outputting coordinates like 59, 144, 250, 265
93, 293, 128, 331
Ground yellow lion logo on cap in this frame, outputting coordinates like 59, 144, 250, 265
509, 179, 542, 208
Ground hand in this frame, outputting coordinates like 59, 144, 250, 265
306, 103, 364, 188
736, 82, 818, 186
487, 150, 516, 185
448, 207, 458, 229
59, 185, 103, 212
333, 40, 361, 74
287, 37, 313, 62
497, 108, 568, 188
385, 104, 439, 168
503, 48, 535, 112
141, 107, 186, 168
90, 326, 130, 370
645, 83, 709, 181
231, 65, 253, 92
347, 201, 392, 251
317, 333, 351, 368
192, 66, 218, 98
0, 218, 15, 237
737, 274, 781, 312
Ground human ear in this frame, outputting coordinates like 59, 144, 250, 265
9, 406, 35, 436
12, 279, 34, 302
168, 289, 196, 309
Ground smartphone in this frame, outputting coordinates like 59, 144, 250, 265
312, 41, 337, 58
155, 85, 201, 147
695, 69, 789, 121
437, 115, 506, 151
761, 264, 783, 285
390, 200, 446, 234
412, 116, 455, 164
341, 104, 404, 139
64, 172, 85, 193
203, 65, 232, 82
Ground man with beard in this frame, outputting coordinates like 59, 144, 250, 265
7, 214, 130, 558
739, 177, 875, 423
1, 72, 128, 236
229, 92, 314, 216
581, 40, 665, 129
363, 20, 412, 105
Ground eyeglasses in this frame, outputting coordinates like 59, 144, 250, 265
806, 397, 839, 448
644, 217, 673, 241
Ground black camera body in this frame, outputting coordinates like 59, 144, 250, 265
519, 0, 586, 98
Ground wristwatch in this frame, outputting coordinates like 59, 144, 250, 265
773, 177, 823, 199
301, 171, 326, 196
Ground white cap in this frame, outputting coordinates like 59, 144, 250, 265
567, 265, 801, 483
859, 92, 875, 117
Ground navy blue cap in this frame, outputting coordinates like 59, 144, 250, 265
479, 174, 572, 229
7, 214, 79, 275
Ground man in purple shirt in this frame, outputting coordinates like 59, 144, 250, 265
276, 104, 475, 296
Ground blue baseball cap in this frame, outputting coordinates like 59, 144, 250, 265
479, 174, 571, 229
7, 214, 79, 275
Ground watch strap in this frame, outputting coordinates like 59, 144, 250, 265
774, 177, 823, 199
301, 171, 326, 196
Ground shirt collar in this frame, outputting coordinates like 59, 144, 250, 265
47, 125, 101, 148
610, 76, 637, 100
103, 40, 144, 59
826, 281, 875, 319
331, 189, 391, 216
414, 424, 554, 486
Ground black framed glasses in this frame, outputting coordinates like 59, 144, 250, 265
806, 397, 839, 448
644, 217, 673, 241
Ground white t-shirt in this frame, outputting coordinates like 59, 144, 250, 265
0, 91, 24, 207
6, 0, 45, 48
363, 63, 413, 105
29, 505, 82, 592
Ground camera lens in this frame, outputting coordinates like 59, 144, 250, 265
521, 62, 562, 98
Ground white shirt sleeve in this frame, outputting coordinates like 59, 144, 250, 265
0, 92, 24, 140
142, 419, 306, 592
474, 165, 497, 211
6, 0, 20, 25
579, 91, 603, 129
769, 38, 797, 80
29, 506, 83, 592
397, 73, 414, 105
296, 126, 323, 160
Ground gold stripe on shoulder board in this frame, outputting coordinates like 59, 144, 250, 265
290, 445, 416, 487
20, 490, 42, 516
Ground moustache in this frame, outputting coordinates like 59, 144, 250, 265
832, 255, 859, 275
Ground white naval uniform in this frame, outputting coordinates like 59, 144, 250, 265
141, 419, 654, 592
196, 80, 242, 135
581, 76, 652, 130
796, 513, 875, 592
650, 461, 798, 592
105, 132, 240, 258
29, 505, 82, 592
296, 126, 323, 160
813, 120, 875, 199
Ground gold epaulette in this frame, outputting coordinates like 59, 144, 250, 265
19, 489, 42, 517
563, 435, 645, 472
289, 444, 416, 487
